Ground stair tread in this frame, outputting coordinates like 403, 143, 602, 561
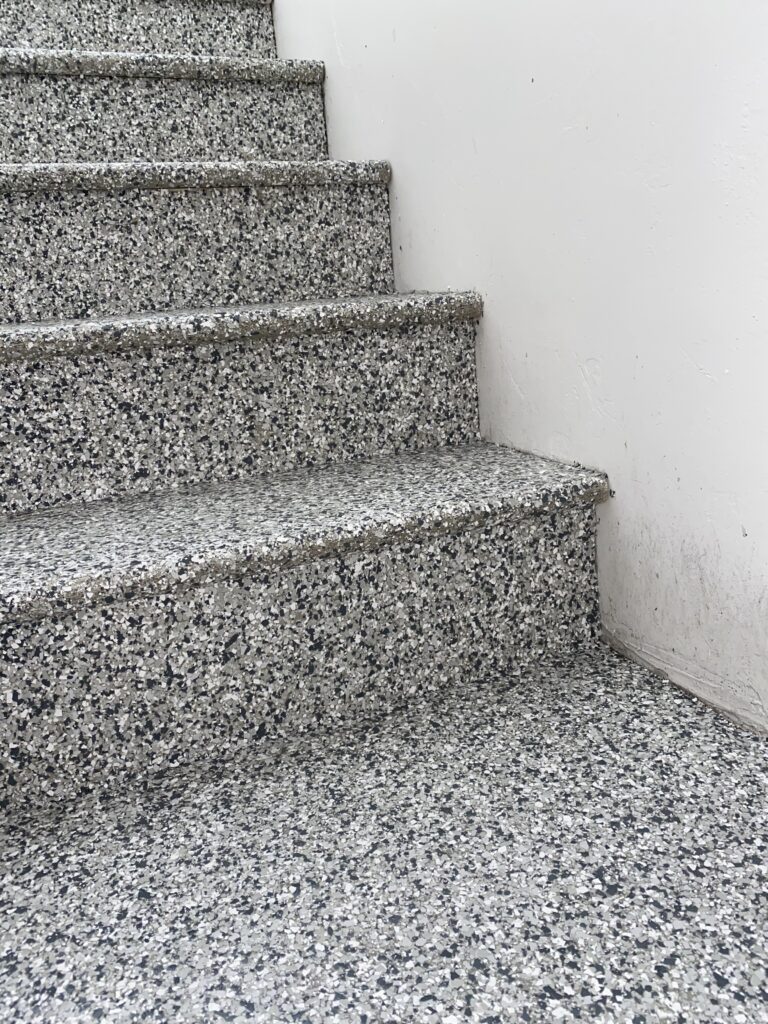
0, 47, 324, 84
0, 291, 483, 361
1, 442, 608, 622
0, 159, 390, 193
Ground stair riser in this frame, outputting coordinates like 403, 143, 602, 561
0, 75, 326, 161
2, 321, 480, 515
0, 184, 393, 324
1, 504, 600, 814
0, 1, 275, 58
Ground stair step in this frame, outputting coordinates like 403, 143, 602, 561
0, 0, 275, 59
1, 292, 483, 515
0, 49, 327, 161
0, 160, 394, 325
1, 442, 609, 813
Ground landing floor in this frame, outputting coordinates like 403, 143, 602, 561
2, 646, 766, 1023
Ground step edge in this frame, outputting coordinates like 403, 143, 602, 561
0, 159, 391, 194
0, 48, 324, 84
0, 292, 484, 362
0, 455, 610, 625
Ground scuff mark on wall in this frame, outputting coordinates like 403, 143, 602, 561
604, 624, 768, 734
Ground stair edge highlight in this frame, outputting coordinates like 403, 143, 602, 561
0, 48, 324, 84
0, 444, 610, 624
0, 292, 483, 361
0, 159, 391, 193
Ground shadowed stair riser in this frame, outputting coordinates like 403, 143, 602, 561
0, 0, 276, 58
1, 319, 480, 515
0, 173, 393, 324
0, 68, 327, 162
1, 505, 600, 815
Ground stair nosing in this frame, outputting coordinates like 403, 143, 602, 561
0, 292, 483, 362
0, 159, 390, 194
0, 444, 610, 625
0, 48, 324, 85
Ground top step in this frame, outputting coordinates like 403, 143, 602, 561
0, 1, 275, 59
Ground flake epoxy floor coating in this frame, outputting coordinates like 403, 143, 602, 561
2, 645, 766, 1023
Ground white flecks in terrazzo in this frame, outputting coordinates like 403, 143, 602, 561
1, 645, 766, 1023
0, 160, 392, 193
0, 291, 484, 362
0, 50, 326, 86
0, 443, 607, 619
0, 70, 327, 162
0, 166, 394, 324
0, 0, 276, 59
3, 4, 758, 1022
1, 317, 480, 515
1, 445, 606, 812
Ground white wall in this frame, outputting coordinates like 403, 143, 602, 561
276, 1, 768, 731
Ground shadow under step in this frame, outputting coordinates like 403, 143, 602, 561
1, 292, 483, 516
0, 442, 609, 816
0, 160, 394, 324
0, 0, 276, 60
0, 49, 327, 162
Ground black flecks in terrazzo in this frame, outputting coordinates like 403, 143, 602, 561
0, 443, 607, 620
1, 319, 480, 515
0, 0, 276, 59
0, 12, 756, 1020
0, 72, 327, 161
0, 50, 325, 86
0, 175, 393, 324
1, 447, 605, 812
0, 160, 391, 193
2, 504, 601, 811
0, 292, 484, 363
1, 645, 765, 1023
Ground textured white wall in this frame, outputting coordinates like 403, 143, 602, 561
276, 1, 768, 731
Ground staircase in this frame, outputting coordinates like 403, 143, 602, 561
0, 0, 610, 816
8, 4, 764, 1022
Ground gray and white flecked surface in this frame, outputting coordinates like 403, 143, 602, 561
1, 5, 759, 1021
0, 443, 607, 621
0, 49, 323, 84
0, 52, 327, 161
1, 444, 607, 810
1, 313, 480, 515
2, 644, 766, 1023
0, 0, 276, 58
0, 161, 393, 323
0, 158, 390, 192
0, 291, 483, 361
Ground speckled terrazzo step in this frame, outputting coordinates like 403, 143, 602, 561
0, 293, 482, 515
0, 49, 327, 161
0, 0, 275, 59
3, 647, 766, 1022
0, 442, 609, 813
0, 161, 394, 324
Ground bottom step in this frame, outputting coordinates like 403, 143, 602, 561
2, 646, 765, 1022
1, 442, 608, 813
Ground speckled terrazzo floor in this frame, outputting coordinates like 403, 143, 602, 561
0, 0, 276, 59
2, 3, 765, 1020
2, 644, 766, 1024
